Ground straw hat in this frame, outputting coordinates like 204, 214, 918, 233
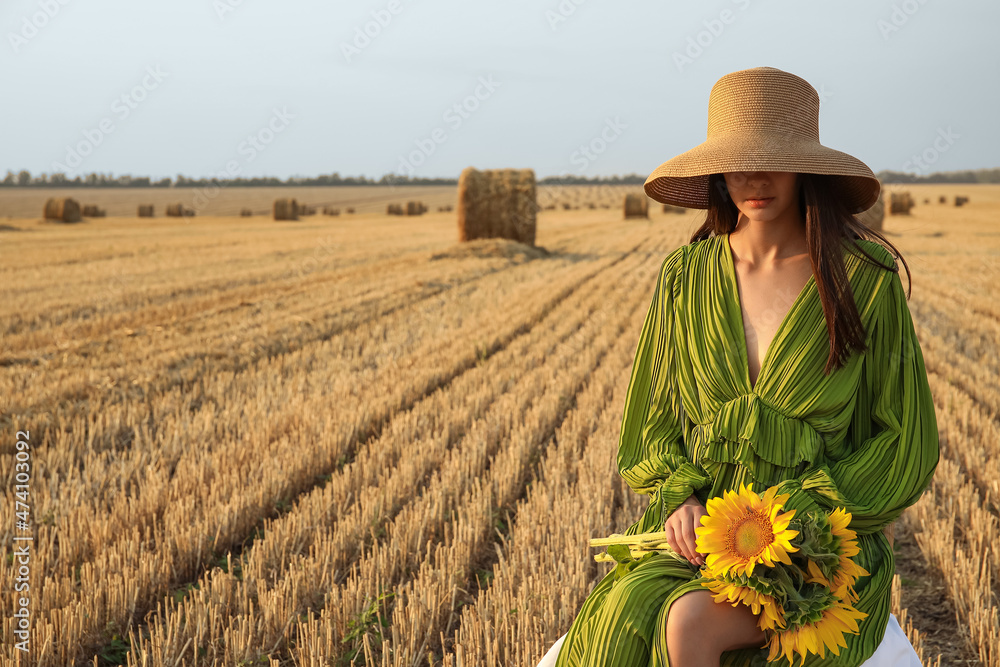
644, 66, 881, 215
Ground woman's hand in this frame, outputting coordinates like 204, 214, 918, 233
664, 494, 707, 566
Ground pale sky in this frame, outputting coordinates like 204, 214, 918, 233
2, 0, 997, 181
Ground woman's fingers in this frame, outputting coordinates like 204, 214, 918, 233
677, 513, 698, 562
666, 507, 708, 565
664, 523, 679, 556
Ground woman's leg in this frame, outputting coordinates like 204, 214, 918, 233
661, 589, 767, 667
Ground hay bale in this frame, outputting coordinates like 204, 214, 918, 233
406, 201, 425, 216
662, 203, 685, 214
43, 198, 82, 223
856, 188, 885, 231
887, 191, 914, 215
240, 208, 253, 217
137, 205, 154, 217
82, 204, 106, 217
299, 205, 316, 215
955, 195, 969, 207
624, 194, 648, 219
323, 206, 341, 216
273, 198, 299, 221
166, 203, 186, 217
938, 195, 946, 204
183, 208, 195, 217
346, 207, 355, 214
456, 167, 537, 246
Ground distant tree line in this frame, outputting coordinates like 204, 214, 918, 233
0, 170, 651, 188
3, 168, 998, 188
875, 168, 1000, 184
0, 171, 418, 188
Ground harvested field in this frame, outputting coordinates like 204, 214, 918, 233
0, 184, 996, 667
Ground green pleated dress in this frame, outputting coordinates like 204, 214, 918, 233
554, 233, 940, 667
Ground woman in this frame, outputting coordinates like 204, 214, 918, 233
541, 67, 939, 667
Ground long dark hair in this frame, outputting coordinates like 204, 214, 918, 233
689, 172, 911, 375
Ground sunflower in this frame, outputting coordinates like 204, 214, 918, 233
802, 508, 869, 603
695, 483, 799, 578
766, 599, 868, 665
700, 564, 786, 631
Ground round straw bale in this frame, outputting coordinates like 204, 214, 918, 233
938, 195, 946, 204
623, 193, 648, 219
165, 203, 185, 217
138, 205, 155, 217
43, 197, 82, 223
273, 198, 299, 221
240, 208, 253, 217
887, 191, 914, 215
456, 167, 537, 246
955, 195, 969, 207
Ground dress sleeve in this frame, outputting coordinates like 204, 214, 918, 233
773, 265, 940, 534
617, 246, 712, 528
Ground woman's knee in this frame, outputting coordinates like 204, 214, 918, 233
664, 591, 720, 664
664, 589, 767, 662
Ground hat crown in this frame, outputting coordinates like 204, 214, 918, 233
706, 66, 820, 142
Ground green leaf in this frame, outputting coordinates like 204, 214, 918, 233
606, 544, 633, 563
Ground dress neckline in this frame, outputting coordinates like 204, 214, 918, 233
721, 232, 816, 393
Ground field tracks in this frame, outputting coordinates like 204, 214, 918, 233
122, 236, 669, 666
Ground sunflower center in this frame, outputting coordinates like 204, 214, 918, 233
728, 511, 774, 558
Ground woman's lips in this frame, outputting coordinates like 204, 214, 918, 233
746, 197, 774, 208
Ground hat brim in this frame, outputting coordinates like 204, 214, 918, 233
643, 133, 881, 215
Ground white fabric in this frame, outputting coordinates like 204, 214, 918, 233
535, 613, 921, 667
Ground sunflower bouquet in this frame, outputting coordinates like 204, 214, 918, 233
590, 483, 869, 666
